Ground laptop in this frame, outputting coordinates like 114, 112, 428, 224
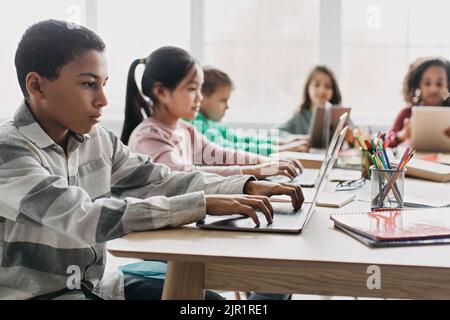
196, 126, 349, 234
267, 112, 349, 187
411, 106, 450, 152
309, 105, 351, 149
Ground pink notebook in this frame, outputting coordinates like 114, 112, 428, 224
330, 208, 450, 241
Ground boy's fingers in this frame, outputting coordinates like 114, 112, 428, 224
279, 184, 301, 210
287, 183, 304, 208
246, 195, 274, 215
292, 184, 304, 204
241, 205, 260, 226
240, 198, 273, 223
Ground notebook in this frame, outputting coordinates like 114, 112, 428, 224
316, 193, 356, 208
437, 153, 450, 165
391, 158, 450, 183
330, 208, 450, 247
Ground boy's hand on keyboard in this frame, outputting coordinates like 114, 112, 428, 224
205, 195, 273, 226
243, 181, 304, 211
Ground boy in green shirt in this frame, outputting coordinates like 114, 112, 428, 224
188, 67, 309, 156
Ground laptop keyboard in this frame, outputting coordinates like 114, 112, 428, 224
271, 203, 302, 216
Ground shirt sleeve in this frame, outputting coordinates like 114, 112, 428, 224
192, 118, 274, 155
191, 125, 263, 166
109, 129, 253, 197
386, 107, 411, 148
154, 149, 243, 176
0, 137, 252, 245
279, 113, 300, 134
210, 126, 274, 156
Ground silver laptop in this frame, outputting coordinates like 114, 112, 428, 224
411, 106, 450, 152
197, 126, 349, 234
267, 112, 349, 187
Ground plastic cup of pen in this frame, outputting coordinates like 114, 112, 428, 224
361, 150, 373, 179
370, 165, 407, 210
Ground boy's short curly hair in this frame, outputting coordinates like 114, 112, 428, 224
202, 66, 234, 96
402, 57, 450, 105
15, 19, 106, 98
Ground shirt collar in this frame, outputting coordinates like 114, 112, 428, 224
196, 111, 207, 122
14, 100, 90, 150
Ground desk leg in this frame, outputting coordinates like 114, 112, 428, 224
162, 260, 205, 300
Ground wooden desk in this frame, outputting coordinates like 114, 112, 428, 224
107, 176, 450, 299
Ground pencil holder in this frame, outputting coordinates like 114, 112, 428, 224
361, 150, 373, 179
370, 165, 407, 210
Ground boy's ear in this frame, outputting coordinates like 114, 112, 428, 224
25, 72, 45, 100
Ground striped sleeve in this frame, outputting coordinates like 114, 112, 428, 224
107, 129, 254, 197
0, 139, 200, 244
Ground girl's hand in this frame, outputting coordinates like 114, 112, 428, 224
397, 118, 411, 142
242, 160, 302, 180
445, 126, 450, 138
205, 194, 274, 226
243, 180, 304, 211
441, 90, 450, 103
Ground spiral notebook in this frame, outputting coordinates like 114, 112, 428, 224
330, 208, 450, 247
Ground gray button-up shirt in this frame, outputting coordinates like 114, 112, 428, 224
0, 102, 252, 299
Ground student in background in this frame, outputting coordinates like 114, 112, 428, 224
386, 57, 450, 148
279, 65, 342, 135
122, 47, 302, 180
0, 20, 304, 300
188, 67, 309, 156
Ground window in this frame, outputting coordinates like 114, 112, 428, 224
2, 1, 449, 129
202, 0, 320, 124
97, 0, 191, 120
341, 0, 450, 126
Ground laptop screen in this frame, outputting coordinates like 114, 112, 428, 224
303, 126, 349, 229
313, 112, 348, 188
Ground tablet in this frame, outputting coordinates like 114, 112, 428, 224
308, 106, 351, 149
411, 106, 450, 152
